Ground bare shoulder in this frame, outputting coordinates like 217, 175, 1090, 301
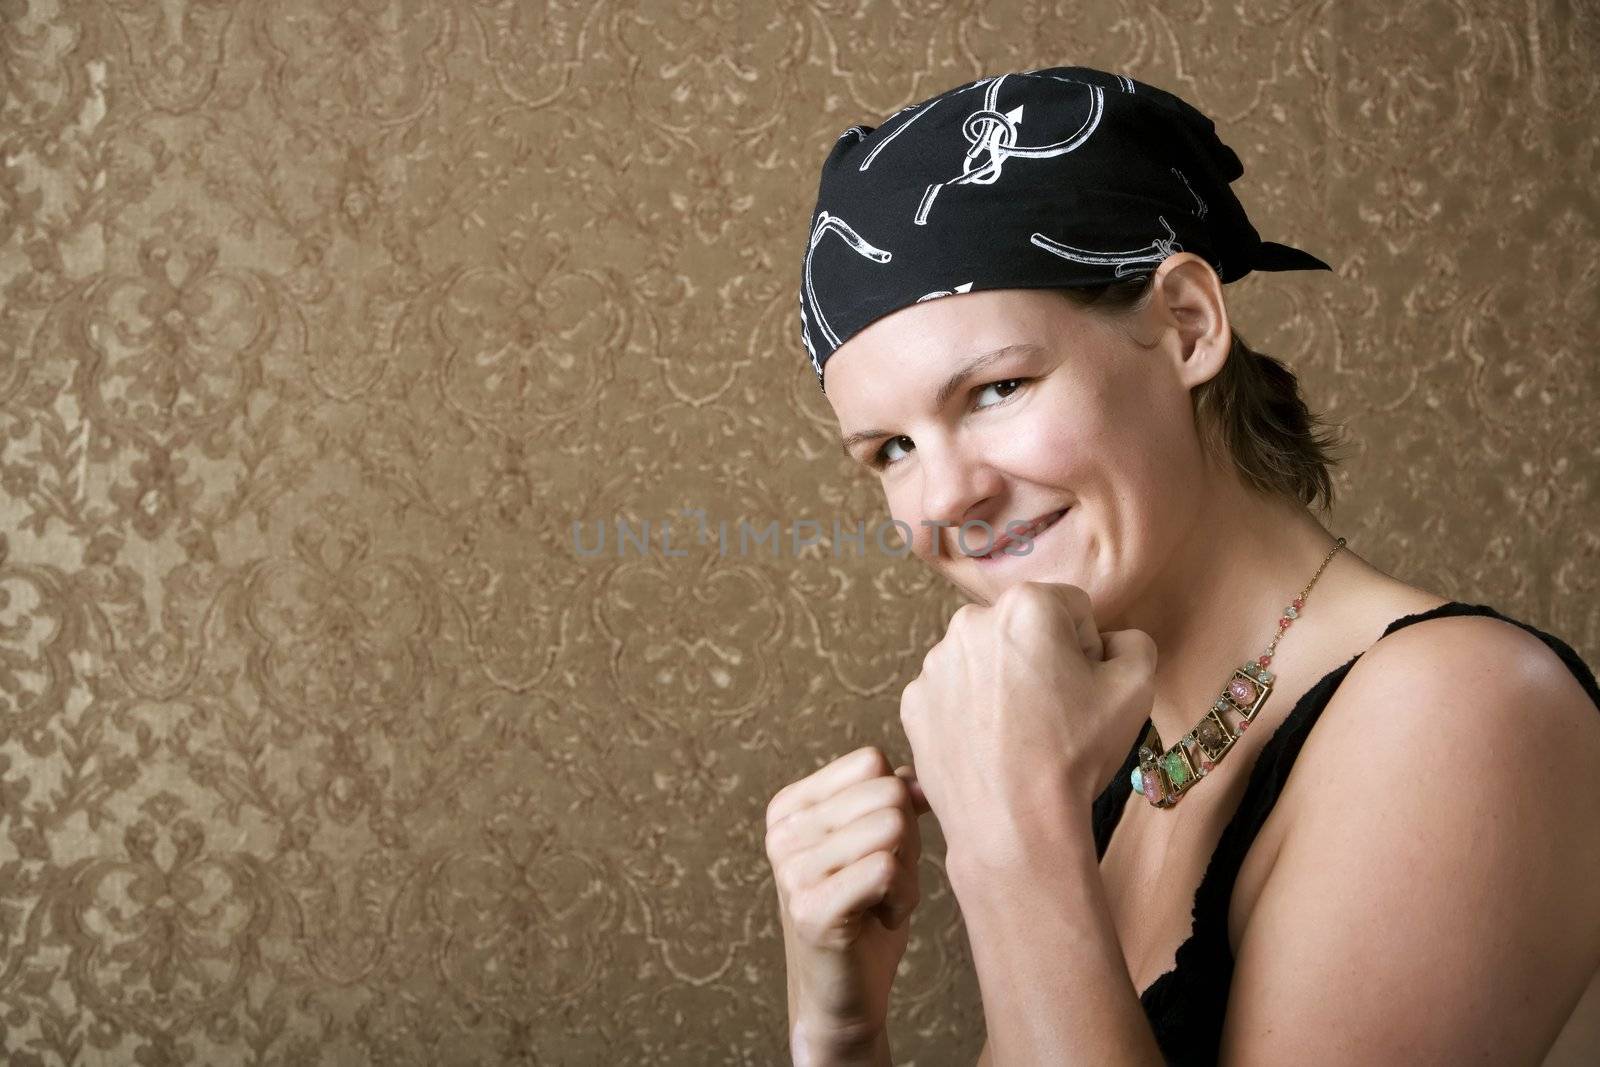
1328, 609, 1600, 749
1277, 610, 1600, 818
1219, 609, 1600, 1063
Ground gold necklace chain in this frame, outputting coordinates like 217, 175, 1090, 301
1132, 537, 1347, 808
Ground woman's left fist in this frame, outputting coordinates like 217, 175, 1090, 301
897, 581, 1157, 870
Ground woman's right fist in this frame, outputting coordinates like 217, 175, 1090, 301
766, 745, 933, 1056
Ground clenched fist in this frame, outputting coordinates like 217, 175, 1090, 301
766, 745, 932, 1061
900, 581, 1157, 877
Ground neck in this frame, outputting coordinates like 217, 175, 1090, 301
1109, 481, 1346, 750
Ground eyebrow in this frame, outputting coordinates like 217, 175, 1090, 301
838, 342, 1044, 459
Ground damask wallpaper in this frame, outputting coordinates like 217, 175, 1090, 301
0, 0, 1595, 1064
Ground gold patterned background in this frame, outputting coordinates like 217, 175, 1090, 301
0, 1, 1596, 1063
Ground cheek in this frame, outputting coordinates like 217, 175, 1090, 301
1075, 373, 1204, 481
881, 485, 932, 555
1009, 402, 1106, 482
1012, 430, 1078, 484
1016, 393, 1200, 526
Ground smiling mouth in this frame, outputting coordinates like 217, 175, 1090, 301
975, 507, 1070, 562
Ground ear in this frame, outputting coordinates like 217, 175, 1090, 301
1149, 253, 1232, 391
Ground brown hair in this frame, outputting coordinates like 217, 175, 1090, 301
1056, 276, 1347, 516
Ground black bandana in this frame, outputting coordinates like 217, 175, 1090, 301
798, 66, 1332, 391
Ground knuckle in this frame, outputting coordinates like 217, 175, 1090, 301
877, 804, 908, 842
883, 773, 912, 809
764, 820, 791, 859
996, 580, 1044, 614
855, 745, 891, 776
774, 860, 798, 899
790, 896, 821, 942
996, 579, 1033, 602
899, 678, 920, 717
765, 790, 790, 830
869, 849, 896, 887
763, 826, 778, 862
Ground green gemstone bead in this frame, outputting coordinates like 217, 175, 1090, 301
1163, 747, 1192, 787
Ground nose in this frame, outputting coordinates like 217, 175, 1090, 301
913, 440, 1003, 562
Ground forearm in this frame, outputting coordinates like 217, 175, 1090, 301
948, 809, 1165, 1067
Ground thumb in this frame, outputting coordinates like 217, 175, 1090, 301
895, 764, 931, 816
1099, 627, 1158, 672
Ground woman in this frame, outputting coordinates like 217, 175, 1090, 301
764, 67, 1600, 1065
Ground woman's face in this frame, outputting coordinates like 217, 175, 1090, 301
822, 258, 1228, 619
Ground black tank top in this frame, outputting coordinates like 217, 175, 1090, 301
1090, 600, 1600, 1066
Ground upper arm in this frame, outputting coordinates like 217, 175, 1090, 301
1221, 616, 1600, 1065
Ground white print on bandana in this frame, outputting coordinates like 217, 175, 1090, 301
855, 76, 1004, 174
800, 210, 894, 378
1024, 69, 1136, 95
914, 73, 1105, 226
916, 281, 975, 302
1171, 166, 1208, 218
1030, 215, 1185, 277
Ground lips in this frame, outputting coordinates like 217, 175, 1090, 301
977, 506, 1070, 561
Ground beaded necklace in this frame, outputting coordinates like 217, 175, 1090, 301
1130, 537, 1347, 808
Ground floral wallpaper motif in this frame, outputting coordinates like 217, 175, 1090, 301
0, 1, 1596, 1063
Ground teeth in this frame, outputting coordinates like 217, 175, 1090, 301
986, 508, 1064, 558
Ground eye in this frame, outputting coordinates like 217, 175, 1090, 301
868, 378, 1033, 469
975, 377, 1030, 409
871, 435, 913, 469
